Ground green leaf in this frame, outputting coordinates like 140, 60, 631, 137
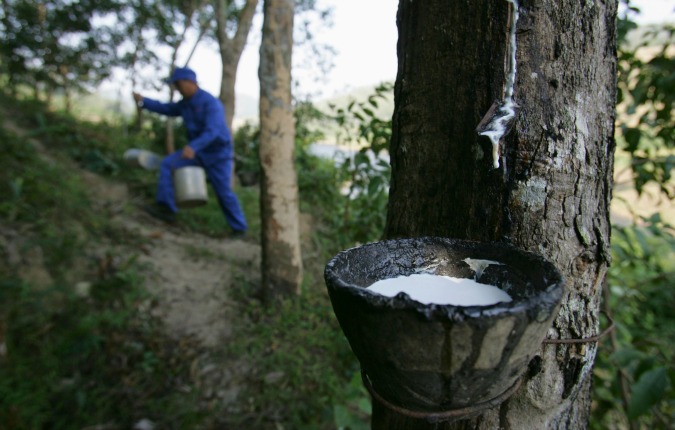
333, 404, 351, 428
10, 177, 24, 198
609, 347, 644, 367
357, 397, 371, 414
623, 127, 642, 153
627, 366, 669, 420
360, 152, 374, 167
367, 176, 381, 196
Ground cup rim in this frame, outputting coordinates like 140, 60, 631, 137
324, 236, 565, 320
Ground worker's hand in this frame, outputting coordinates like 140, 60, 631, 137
132, 92, 143, 103
181, 146, 195, 159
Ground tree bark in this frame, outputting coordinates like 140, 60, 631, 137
258, 0, 302, 301
382, 0, 616, 428
215, 0, 258, 130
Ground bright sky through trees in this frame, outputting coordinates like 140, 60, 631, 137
227, 0, 673, 99
106, 0, 673, 110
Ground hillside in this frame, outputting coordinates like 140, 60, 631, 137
0, 94, 362, 429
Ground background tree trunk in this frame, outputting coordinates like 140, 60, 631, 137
215, 0, 258, 130
382, 0, 616, 428
258, 0, 302, 301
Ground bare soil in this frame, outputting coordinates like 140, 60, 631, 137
101, 187, 261, 348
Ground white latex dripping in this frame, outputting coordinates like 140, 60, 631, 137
478, 0, 519, 169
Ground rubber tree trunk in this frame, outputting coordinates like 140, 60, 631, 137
382, 0, 616, 428
258, 0, 303, 301
215, 0, 258, 187
215, 0, 258, 130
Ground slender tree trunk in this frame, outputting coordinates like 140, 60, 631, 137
215, 0, 258, 187
134, 103, 143, 132
219, 50, 238, 131
184, 16, 210, 66
382, 0, 616, 428
64, 88, 71, 113
258, 0, 302, 301
164, 27, 189, 155
130, 41, 144, 132
215, 0, 258, 130
165, 82, 176, 155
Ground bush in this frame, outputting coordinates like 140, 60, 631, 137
592, 215, 675, 428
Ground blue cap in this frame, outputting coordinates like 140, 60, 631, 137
165, 67, 197, 84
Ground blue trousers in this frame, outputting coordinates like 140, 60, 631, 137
157, 151, 248, 232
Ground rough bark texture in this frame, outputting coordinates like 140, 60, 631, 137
258, 0, 302, 301
216, 0, 258, 130
382, 0, 616, 428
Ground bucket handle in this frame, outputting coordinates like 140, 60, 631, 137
170, 156, 204, 174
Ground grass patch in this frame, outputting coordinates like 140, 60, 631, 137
223, 278, 369, 430
0, 270, 206, 429
178, 184, 261, 239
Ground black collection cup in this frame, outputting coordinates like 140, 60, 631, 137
324, 237, 565, 413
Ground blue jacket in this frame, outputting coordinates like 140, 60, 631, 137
142, 89, 233, 163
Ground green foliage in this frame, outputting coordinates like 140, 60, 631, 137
0, 270, 205, 429
325, 82, 393, 248
615, 3, 674, 198
233, 120, 261, 183
0, 0, 122, 96
332, 372, 371, 430
0, 124, 102, 282
592, 216, 675, 429
225, 280, 368, 430
148, 115, 190, 154
0, 102, 206, 427
8, 95, 160, 194
0, 0, 209, 101
1, 131, 71, 223
628, 367, 669, 420
231, 97, 390, 254
294, 101, 343, 213
591, 5, 675, 428
179, 185, 261, 238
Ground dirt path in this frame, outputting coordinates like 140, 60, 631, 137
78, 160, 262, 349
120, 214, 260, 347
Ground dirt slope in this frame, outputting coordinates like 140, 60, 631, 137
1, 108, 261, 349
119, 214, 260, 347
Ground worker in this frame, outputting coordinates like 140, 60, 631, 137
132, 66, 247, 237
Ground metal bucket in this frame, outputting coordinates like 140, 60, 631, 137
123, 149, 162, 170
174, 166, 208, 208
